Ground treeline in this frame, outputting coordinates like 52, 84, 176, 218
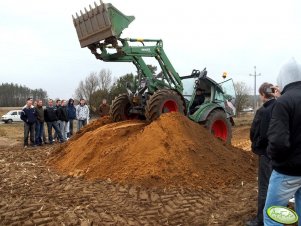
0, 83, 48, 107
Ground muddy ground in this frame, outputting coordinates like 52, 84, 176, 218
0, 116, 257, 226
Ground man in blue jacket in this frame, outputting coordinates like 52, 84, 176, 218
21, 98, 37, 148
264, 58, 301, 225
67, 98, 76, 137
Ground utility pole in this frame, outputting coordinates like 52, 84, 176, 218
249, 66, 261, 111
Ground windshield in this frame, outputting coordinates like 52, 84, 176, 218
182, 78, 195, 100
219, 79, 236, 101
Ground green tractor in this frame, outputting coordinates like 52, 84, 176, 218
72, 1, 236, 143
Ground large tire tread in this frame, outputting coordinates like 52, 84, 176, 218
145, 89, 185, 122
111, 94, 131, 122
205, 109, 232, 143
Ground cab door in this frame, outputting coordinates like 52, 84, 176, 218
219, 79, 237, 116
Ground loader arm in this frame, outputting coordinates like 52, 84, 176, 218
88, 38, 183, 94
73, 1, 183, 95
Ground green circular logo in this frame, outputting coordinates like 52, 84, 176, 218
267, 206, 298, 224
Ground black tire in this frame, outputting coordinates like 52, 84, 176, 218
145, 89, 185, 121
205, 109, 232, 143
111, 94, 133, 122
7, 119, 13, 124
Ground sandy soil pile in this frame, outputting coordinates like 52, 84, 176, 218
51, 113, 255, 189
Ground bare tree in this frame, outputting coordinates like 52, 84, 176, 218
234, 82, 251, 115
75, 72, 99, 102
75, 70, 114, 114
98, 69, 112, 91
74, 80, 85, 100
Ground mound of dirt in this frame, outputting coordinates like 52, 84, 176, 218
51, 113, 255, 189
70, 116, 113, 141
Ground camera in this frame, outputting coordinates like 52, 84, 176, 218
266, 87, 275, 93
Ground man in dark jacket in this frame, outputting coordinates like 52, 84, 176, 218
263, 58, 301, 225
189, 88, 205, 114
21, 98, 37, 148
44, 99, 64, 144
99, 99, 110, 117
247, 83, 276, 226
53, 99, 61, 141
58, 100, 68, 140
67, 98, 76, 137
35, 99, 45, 146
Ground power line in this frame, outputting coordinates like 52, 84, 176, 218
249, 66, 261, 111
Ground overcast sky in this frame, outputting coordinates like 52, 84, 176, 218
0, 0, 301, 100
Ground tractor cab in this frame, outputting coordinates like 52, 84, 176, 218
181, 69, 236, 143
181, 69, 236, 120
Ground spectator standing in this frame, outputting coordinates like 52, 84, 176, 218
246, 83, 276, 226
58, 100, 69, 140
263, 58, 301, 225
35, 99, 45, 146
44, 99, 64, 144
42, 127, 48, 144
67, 98, 76, 137
23, 97, 34, 109
53, 99, 61, 141
99, 99, 110, 117
76, 98, 89, 130
21, 98, 37, 148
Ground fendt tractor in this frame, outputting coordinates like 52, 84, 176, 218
72, 1, 236, 143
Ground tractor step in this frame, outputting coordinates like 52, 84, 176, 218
73, 0, 135, 48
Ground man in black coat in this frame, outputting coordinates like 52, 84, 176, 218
247, 83, 276, 226
58, 100, 69, 140
263, 58, 301, 225
44, 99, 64, 144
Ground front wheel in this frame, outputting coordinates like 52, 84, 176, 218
111, 94, 134, 122
7, 119, 13, 124
145, 89, 185, 121
205, 109, 232, 143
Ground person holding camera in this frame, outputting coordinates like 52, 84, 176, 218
263, 58, 301, 225
247, 82, 277, 226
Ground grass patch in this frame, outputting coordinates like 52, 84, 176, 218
234, 113, 254, 126
0, 123, 23, 141
0, 128, 7, 137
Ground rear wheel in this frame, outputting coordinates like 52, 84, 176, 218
111, 94, 135, 122
145, 89, 185, 121
205, 109, 232, 143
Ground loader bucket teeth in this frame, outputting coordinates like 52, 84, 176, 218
73, 1, 135, 48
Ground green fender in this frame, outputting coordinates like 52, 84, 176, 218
189, 103, 225, 123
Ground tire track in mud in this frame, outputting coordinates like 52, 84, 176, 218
0, 145, 257, 225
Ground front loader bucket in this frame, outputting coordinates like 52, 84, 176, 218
73, 1, 135, 48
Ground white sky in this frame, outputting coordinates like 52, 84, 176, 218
0, 0, 300, 99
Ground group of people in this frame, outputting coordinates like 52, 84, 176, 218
247, 58, 301, 226
21, 98, 90, 148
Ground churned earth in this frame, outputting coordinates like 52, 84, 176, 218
0, 112, 258, 225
